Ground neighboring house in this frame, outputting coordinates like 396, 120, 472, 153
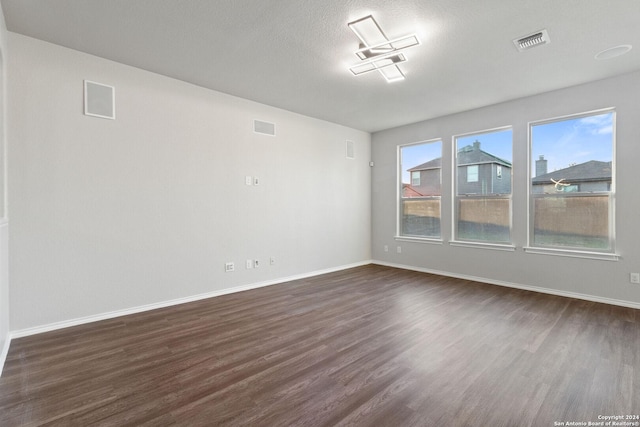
406, 158, 442, 196
405, 141, 512, 196
457, 141, 512, 194
532, 158, 612, 193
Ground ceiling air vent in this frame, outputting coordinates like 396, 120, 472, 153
513, 29, 550, 52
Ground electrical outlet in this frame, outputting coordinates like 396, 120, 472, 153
630, 273, 640, 284
246, 259, 253, 269
253, 177, 260, 186
397, 246, 402, 254
384, 245, 388, 252
254, 259, 260, 268
225, 262, 235, 272
245, 175, 252, 186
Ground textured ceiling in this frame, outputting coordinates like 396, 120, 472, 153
2, 0, 639, 132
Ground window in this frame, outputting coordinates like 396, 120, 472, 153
399, 140, 442, 239
411, 171, 421, 186
529, 110, 615, 252
467, 165, 479, 182
454, 129, 512, 244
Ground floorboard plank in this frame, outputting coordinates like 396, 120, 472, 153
0, 265, 637, 426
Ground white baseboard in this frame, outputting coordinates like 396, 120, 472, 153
373, 260, 640, 310
0, 332, 11, 377
9, 260, 373, 340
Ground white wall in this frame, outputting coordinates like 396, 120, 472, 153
7, 33, 371, 331
372, 71, 640, 306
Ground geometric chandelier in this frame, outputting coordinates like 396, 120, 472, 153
347, 15, 420, 82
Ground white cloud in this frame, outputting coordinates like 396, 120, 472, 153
578, 113, 613, 135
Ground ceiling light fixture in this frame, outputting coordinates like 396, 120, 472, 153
595, 44, 632, 60
354, 34, 421, 60
347, 15, 420, 82
350, 52, 407, 76
349, 15, 389, 47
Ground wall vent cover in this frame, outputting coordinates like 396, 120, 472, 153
84, 80, 115, 119
254, 120, 276, 136
346, 140, 355, 159
513, 29, 550, 52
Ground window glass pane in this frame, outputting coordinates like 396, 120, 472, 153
456, 130, 512, 196
401, 199, 441, 238
467, 165, 478, 182
531, 112, 613, 194
458, 198, 510, 242
530, 111, 614, 252
411, 171, 420, 186
400, 140, 442, 238
454, 128, 512, 244
401, 141, 442, 197
533, 195, 609, 250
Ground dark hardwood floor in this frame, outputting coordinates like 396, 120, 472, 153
0, 264, 638, 426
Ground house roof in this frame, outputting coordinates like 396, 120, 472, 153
456, 144, 512, 167
402, 184, 425, 197
408, 158, 442, 172
532, 160, 612, 184
408, 142, 511, 172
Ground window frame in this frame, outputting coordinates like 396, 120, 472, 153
526, 108, 617, 260
451, 126, 514, 248
397, 138, 443, 242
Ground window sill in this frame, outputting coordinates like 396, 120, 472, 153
394, 236, 443, 245
524, 246, 619, 261
449, 240, 516, 252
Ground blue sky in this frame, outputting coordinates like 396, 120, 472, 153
400, 112, 613, 183
400, 140, 442, 183
531, 112, 613, 175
